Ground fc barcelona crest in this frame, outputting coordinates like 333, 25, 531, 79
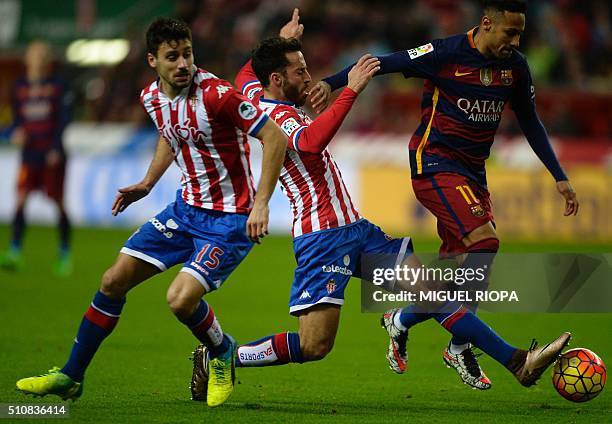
326, 279, 336, 294
501, 69, 513, 85
480, 68, 493, 86
470, 204, 485, 217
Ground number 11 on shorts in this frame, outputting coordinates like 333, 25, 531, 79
456, 185, 479, 205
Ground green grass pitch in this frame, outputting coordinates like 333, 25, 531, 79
0, 225, 610, 423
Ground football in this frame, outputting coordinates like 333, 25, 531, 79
552, 348, 606, 402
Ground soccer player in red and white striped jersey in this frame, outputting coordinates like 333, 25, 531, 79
16, 17, 287, 408
206, 9, 412, 373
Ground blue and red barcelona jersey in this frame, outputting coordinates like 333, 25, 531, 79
397, 29, 535, 187
324, 27, 567, 188
11, 77, 72, 165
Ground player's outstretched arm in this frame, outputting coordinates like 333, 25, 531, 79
112, 136, 174, 216
296, 54, 380, 154
515, 109, 579, 216
247, 119, 287, 243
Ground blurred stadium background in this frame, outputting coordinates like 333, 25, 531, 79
0, 0, 610, 243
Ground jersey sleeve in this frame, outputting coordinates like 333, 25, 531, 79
323, 39, 443, 91
510, 60, 536, 116
235, 60, 263, 101
207, 79, 268, 137
271, 105, 308, 151
511, 60, 568, 182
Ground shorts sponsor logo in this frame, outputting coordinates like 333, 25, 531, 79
280, 118, 301, 136
148, 217, 173, 238
326, 279, 336, 294
408, 43, 434, 59
165, 218, 178, 229
470, 204, 485, 217
321, 264, 353, 276
238, 101, 258, 120
190, 261, 210, 276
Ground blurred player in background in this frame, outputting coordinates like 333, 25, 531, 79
16, 17, 287, 408
190, 10, 572, 405
314, 0, 580, 389
0, 41, 73, 276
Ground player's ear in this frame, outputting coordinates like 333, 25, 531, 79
270, 72, 283, 88
481, 14, 493, 32
147, 52, 157, 69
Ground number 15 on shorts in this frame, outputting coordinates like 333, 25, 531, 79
195, 244, 224, 269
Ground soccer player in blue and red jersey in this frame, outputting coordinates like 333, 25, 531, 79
189, 10, 572, 404
313, 0, 580, 389
1, 41, 73, 275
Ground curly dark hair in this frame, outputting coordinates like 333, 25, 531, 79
251, 37, 302, 87
146, 17, 192, 56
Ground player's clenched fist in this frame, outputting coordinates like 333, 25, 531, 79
347, 54, 381, 94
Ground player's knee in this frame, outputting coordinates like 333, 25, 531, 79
166, 286, 198, 320
100, 267, 129, 299
301, 337, 335, 361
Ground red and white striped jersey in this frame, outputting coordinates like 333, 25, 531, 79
140, 68, 269, 214
237, 67, 360, 237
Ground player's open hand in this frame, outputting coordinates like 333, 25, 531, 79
112, 183, 151, 216
246, 202, 270, 244
556, 180, 579, 216
308, 81, 331, 114
280, 8, 304, 39
347, 54, 381, 94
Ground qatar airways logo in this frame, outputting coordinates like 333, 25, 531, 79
456, 98, 505, 123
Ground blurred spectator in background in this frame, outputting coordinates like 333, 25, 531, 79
0, 41, 73, 276
0, 0, 609, 138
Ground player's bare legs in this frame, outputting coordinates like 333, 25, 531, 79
298, 305, 341, 361
101, 253, 161, 299
191, 304, 340, 402
168, 272, 238, 407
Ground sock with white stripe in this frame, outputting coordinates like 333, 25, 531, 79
61, 291, 126, 382
179, 300, 229, 358
235, 333, 303, 367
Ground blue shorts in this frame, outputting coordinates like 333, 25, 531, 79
289, 219, 413, 315
121, 191, 253, 292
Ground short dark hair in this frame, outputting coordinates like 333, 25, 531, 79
251, 37, 302, 87
482, 0, 527, 14
146, 17, 192, 56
